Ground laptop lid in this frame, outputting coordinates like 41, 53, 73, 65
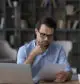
0, 63, 33, 84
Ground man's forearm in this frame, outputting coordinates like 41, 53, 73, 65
24, 55, 35, 64
24, 45, 44, 64
24, 51, 37, 64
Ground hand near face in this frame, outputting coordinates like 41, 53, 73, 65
55, 71, 70, 83
30, 45, 47, 57
25, 44, 47, 64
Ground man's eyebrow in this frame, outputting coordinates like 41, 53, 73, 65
40, 32, 53, 35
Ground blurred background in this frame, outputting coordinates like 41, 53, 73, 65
0, 0, 80, 70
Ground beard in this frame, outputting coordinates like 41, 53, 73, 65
38, 41, 50, 48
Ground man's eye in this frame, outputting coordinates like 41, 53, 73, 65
41, 33, 45, 36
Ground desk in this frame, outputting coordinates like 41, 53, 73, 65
40, 80, 79, 84
40, 73, 79, 84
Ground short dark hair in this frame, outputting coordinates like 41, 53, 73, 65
35, 16, 56, 30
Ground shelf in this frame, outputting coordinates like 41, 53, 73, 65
0, 28, 34, 32
19, 28, 34, 32
56, 29, 80, 32
20, 0, 33, 3
1, 28, 80, 32
21, 13, 32, 16
0, 28, 15, 31
66, 0, 80, 2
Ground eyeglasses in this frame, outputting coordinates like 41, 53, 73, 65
38, 31, 53, 39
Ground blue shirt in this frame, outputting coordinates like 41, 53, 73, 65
17, 40, 71, 83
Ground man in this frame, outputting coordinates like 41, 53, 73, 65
17, 16, 72, 83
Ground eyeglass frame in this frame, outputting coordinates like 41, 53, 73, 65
38, 31, 53, 39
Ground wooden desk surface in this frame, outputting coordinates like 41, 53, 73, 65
40, 80, 79, 84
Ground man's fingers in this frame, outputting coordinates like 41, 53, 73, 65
54, 78, 66, 83
55, 71, 68, 82
56, 71, 65, 79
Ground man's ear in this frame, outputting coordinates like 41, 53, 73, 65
35, 28, 38, 34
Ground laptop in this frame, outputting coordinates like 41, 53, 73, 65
0, 63, 33, 84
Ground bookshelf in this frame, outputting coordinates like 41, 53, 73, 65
0, 0, 80, 67
0, 0, 80, 47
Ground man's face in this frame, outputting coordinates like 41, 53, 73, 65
35, 24, 54, 47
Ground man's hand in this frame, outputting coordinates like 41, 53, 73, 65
30, 45, 46, 56
55, 71, 72, 83
24, 45, 47, 64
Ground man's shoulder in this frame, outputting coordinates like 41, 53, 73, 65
51, 42, 62, 49
18, 40, 35, 52
49, 42, 65, 55
23, 40, 35, 49
24, 39, 35, 45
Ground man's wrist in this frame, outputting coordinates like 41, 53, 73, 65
24, 54, 35, 64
